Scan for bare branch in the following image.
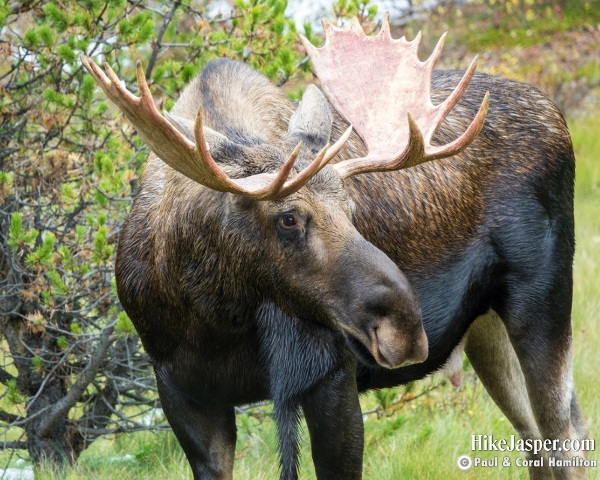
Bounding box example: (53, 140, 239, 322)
(0, 441, 28, 450)
(37, 326, 116, 438)
(77, 424, 171, 436)
(0, 367, 16, 386)
(145, 1, 182, 80)
(0, 408, 19, 424)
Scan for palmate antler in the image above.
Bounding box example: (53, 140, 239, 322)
(80, 57, 352, 200)
(301, 14, 490, 178)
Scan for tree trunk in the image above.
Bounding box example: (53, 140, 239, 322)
(1, 314, 84, 467)
(24, 382, 85, 466)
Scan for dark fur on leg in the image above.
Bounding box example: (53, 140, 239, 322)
(256, 302, 346, 479)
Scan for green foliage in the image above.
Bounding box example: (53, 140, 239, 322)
(25, 232, 56, 268)
(57, 44, 76, 63)
(56, 335, 69, 350)
(70, 322, 82, 334)
(332, 0, 378, 22)
(381, 415, 408, 437)
(115, 312, 136, 336)
(411, 423, 433, 446)
(47, 269, 68, 296)
(38, 24, 54, 47)
(0, 0, 8, 30)
(6, 379, 27, 405)
(31, 356, 43, 372)
(8, 212, 23, 251)
(24, 28, 40, 47)
(43, 3, 69, 33)
(374, 388, 396, 411)
(8, 213, 38, 252)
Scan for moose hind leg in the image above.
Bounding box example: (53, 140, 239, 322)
(465, 310, 553, 480)
(501, 279, 588, 480)
(156, 373, 236, 480)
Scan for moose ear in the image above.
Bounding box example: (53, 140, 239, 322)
(165, 111, 232, 153)
(165, 112, 197, 141)
(287, 85, 332, 151)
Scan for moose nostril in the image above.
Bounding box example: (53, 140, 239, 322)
(363, 288, 395, 318)
(365, 301, 390, 318)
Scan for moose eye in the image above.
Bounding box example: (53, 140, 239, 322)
(279, 213, 297, 229)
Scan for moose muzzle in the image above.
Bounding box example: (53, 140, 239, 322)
(333, 238, 428, 369)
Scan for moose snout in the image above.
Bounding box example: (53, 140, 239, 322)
(336, 239, 429, 369)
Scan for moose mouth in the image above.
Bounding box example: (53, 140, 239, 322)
(341, 323, 428, 370)
(342, 327, 402, 369)
(345, 334, 385, 368)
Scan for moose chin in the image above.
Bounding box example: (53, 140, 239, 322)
(83, 14, 587, 480)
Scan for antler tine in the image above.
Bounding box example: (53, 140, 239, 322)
(409, 31, 422, 54)
(191, 107, 253, 186)
(264, 125, 352, 199)
(320, 126, 353, 168)
(349, 16, 364, 34)
(379, 12, 391, 36)
(427, 91, 490, 160)
(429, 54, 479, 138)
(272, 144, 329, 199)
(229, 142, 302, 199)
(82, 56, 336, 201)
(425, 32, 447, 72)
(333, 113, 425, 178)
(262, 143, 304, 197)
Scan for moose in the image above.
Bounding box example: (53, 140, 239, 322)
(82, 15, 587, 480)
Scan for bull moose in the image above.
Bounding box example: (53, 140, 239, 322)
(82, 15, 587, 480)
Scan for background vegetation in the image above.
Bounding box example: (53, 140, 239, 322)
(1, 0, 598, 478)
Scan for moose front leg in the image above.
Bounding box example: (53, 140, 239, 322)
(256, 302, 357, 479)
(300, 363, 364, 480)
(156, 373, 236, 480)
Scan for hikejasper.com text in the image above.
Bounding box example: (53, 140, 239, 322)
(472, 435, 595, 456)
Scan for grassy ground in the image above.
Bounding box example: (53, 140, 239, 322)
(7, 113, 595, 480)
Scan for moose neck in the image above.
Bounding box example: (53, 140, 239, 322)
(116, 164, 267, 349)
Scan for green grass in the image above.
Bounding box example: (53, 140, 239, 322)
(570, 116, 600, 480)
(453, 0, 600, 50)
(5, 114, 597, 479)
